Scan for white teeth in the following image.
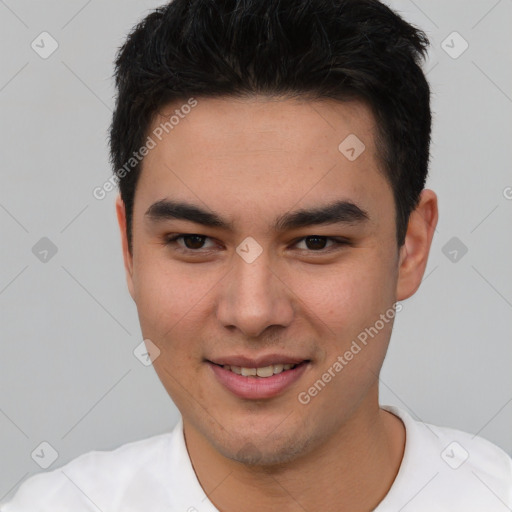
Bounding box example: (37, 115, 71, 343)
(273, 364, 284, 374)
(222, 363, 299, 377)
(256, 365, 274, 377)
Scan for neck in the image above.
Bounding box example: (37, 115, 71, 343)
(183, 389, 405, 512)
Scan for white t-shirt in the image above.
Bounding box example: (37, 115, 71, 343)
(2, 405, 511, 512)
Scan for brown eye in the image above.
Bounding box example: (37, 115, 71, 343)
(164, 234, 216, 251)
(304, 236, 328, 250)
(181, 235, 207, 249)
(294, 236, 349, 252)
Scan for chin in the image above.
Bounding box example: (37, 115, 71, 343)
(214, 428, 314, 468)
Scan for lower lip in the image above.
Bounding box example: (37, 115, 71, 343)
(208, 361, 309, 400)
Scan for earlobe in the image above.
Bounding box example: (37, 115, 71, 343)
(115, 194, 135, 300)
(396, 189, 438, 301)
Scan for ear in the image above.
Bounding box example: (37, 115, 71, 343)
(396, 189, 438, 301)
(115, 194, 135, 300)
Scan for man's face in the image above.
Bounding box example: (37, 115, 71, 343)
(119, 96, 404, 465)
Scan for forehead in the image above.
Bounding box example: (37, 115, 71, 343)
(135, 96, 393, 233)
(147, 95, 378, 161)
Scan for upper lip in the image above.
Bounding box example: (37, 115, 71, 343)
(207, 354, 309, 368)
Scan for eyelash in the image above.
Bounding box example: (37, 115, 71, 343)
(163, 234, 350, 254)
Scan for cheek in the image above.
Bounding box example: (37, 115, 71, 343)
(133, 250, 202, 327)
(293, 253, 397, 336)
(132, 256, 211, 403)
(131, 252, 222, 373)
(292, 260, 398, 411)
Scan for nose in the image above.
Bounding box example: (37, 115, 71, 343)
(216, 248, 295, 339)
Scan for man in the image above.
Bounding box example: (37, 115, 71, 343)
(2, 0, 511, 511)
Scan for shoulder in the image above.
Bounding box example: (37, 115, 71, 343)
(379, 404, 512, 511)
(0, 431, 174, 512)
(426, 417, 512, 497)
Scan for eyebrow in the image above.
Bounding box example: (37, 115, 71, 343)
(144, 198, 369, 232)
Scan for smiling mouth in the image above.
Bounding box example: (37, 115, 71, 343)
(209, 361, 308, 378)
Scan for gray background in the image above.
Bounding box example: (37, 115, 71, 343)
(1, 0, 511, 501)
